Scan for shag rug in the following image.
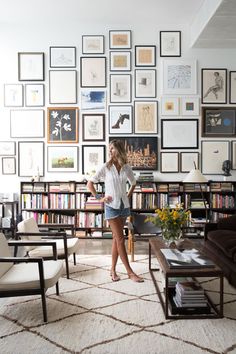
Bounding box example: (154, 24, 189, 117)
(0, 254, 236, 354)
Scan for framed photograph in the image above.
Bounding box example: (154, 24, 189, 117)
(47, 146, 78, 172)
(229, 71, 236, 104)
(82, 113, 105, 141)
(81, 90, 106, 111)
(2, 157, 16, 175)
(181, 97, 199, 116)
(201, 68, 227, 104)
(134, 101, 158, 134)
(109, 30, 131, 49)
(82, 145, 106, 175)
(163, 59, 197, 94)
(135, 69, 156, 98)
(25, 84, 44, 107)
(161, 119, 198, 149)
(18, 52, 44, 81)
(160, 31, 181, 57)
(10, 109, 44, 138)
(109, 105, 133, 134)
(231, 141, 236, 169)
(135, 46, 156, 67)
(180, 152, 199, 172)
(160, 152, 179, 173)
(49, 70, 77, 104)
(50, 46, 76, 68)
(202, 107, 236, 137)
(0, 142, 16, 156)
(110, 74, 131, 103)
(18, 141, 44, 177)
(110, 51, 131, 71)
(161, 97, 179, 116)
(109, 136, 158, 170)
(201, 140, 229, 175)
(82, 35, 104, 54)
(4, 84, 23, 107)
(80, 57, 106, 87)
(47, 107, 78, 143)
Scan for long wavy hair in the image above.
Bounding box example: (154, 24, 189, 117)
(107, 139, 128, 169)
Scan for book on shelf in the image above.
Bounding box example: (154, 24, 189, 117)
(85, 196, 104, 210)
(190, 199, 206, 208)
(176, 280, 204, 294)
(160, 248, 215, 268)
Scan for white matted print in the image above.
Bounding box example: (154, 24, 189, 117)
(47, 146, 78, 172)
(180, 152, 199, 172)
(10, 110, 44, 138)
(201, 140, 229, 175)
(161, 119, 198, 149)
(82, 114, 105, 141)
(25, 84, 44, 107)
(181, 97, 199, 116)
(161, 97, 179, 116)
(109, 105, 133, 134)
(49, 70, 77, 104)
(82, 35, 104, 54)
(18, 141, 44, 177)
(160, 31, 181, 57)
(135, 69, 156, 98)
(0, 142, 16, 156)
(160, 152, 179, 173)
(50, 46, 76, 68)
(134, 101, 158, 134)
(82, 145, 105, 175)
(2, 157, 16, 175)
(80, 57, 106, 87)
(4, 84, 23, 107)
(110, 74, 131, 103)
(18, 52, 44, 81)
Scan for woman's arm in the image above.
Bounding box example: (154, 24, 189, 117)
(86, 180, 98, 197)
(127, 184, 136, 199)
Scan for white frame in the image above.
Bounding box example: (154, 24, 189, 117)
(82, 145, 106, 175)
(110, 74, 131, 103)
(47, 146, 78, 172)
(109, 30, 131, 49)
(134, 101, 158, 134)
(181, 97, 200, 116)
(0, 142, 16, 156)
(25, 84, 44, 107)
(81, 90, 106, 111)
(160, 152, 179, 173)
(161, 119, 198, 149)
(4, 84, 23, 107)
(82, 113, 105, 141)
(109, 105, 133, 134)
(18, 141, 44, 177)
(180, 152, 199, 172)
(135, 69, 156, 98)
(232, 141, 236, 169)
(80, 57, 106, 87)
(110, 51, 131, 71)
(49, 70, 77, 104)
(2, 157, 16, 175)
(18, 52, 44, 81)
(82, 35, 104, 54)
(10, 110, 44, 138)
(161, 97, 179, 116)
(50, 46, 76, 68)
(163, 59, 197, 94)
(201, 140, 230, 175)
(160, 31, 181, 57)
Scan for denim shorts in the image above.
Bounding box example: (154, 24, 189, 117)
(105, 200, 130, 220)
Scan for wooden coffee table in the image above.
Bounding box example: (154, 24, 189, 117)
(149, 238, 224, 319)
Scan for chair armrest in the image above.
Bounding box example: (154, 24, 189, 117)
(204, 223, 217, 240)
(8, 241, 58, 260)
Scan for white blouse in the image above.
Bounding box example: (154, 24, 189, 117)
(89, 163, 136, 209)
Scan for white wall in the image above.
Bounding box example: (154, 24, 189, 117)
(1, 20, 236, 196)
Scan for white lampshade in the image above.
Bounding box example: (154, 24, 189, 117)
(183, 169, 208, 183)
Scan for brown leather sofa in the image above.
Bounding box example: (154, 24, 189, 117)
(203, 214, 236, 288)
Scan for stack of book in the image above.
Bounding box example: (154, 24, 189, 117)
(138, 172, 154, 181)
(85, 196, 103, 210)
(173, 280, 209, 310)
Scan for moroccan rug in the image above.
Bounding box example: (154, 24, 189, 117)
(0, 254, 236, 354)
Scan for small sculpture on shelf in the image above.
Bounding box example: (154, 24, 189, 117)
(222, 160, 232, 177)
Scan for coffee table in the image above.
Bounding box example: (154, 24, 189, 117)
(149, 238, 224, 319)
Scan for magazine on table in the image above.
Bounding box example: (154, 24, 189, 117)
(160, 248, 215, 268)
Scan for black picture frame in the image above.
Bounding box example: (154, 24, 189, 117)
(160, 152, 179, 173)
(109, 51, 131, 71)
(135, 46, 156, 67)
(201, 106, 236, 137)
(135, 69, 156, 98)
(160, 31, 181, 57)
(201, 68, 227, 104)
(82, 145, 106, 175)
(80, 56, 106, 87)
(110, 73, 132, 103)
(161, 119, 198, 149)
(109, 30, 132, 49)
(109, 136, 158, 170)
(82, 113, 105, 142)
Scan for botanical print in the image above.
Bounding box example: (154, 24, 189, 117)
(47, 146, 78, 172)
(48, 108, 78, 143)
(109, 106, 132, 134)
(81, 90, 106, 111)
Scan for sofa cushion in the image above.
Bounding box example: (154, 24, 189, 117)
(207, 229, 236, 262)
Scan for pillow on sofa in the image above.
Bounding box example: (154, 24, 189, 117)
(207, 229, 236, 262)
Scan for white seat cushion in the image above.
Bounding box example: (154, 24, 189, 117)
(0, 260, 63, 290)
(0, 233, 13, 278)
(17, 217, 41, 251)
(28, 238, 79, 257)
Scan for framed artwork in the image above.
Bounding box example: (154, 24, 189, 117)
(135, 46, 156, 67)
(181, 97, 199, 116)
(25, 84, 44, 107)
(161, 97, 179, 116)
(161, 119, 198, 149)
(109, 30, 131, 49)
(109, 136, 158, 170)
(163, 59, 197, 94)
(47, 107, 78, 143)
(160, 152, 179, 173)
(201, 140, 229, 175)
(82, 113, 105, 141)
(82, 35, 104, 54)
(229, 71, 236, 104)
(18, 141, 44, 177)
(4, 84, 23, 107)
(201, 68, 227, 104)
(18, 52, 44, 81)
(110, 51, 131, 71)
(50, 47, 76, 68)
(109, 105, 133, 134)
(231, 141, 236, 169)
(47, 146, 78, 172)
(134, 101, 158, 134)
(202, 107, 236, 137)
(180, 152, 199, 172)
(10, 109, 44, 138)
(81, 90, 106, 111)
(110, 74, 131, 103)
(2, 157, 16, 175)
(49, 70, 77, 104)
(80, 57, 106, 87)
(135, 69, 156, 98)
(0, 142, 16, 156)
(160, 31, 181, 57)
(82, 145, 106, 175)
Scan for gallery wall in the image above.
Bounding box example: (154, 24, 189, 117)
(1, 19, 236, 195)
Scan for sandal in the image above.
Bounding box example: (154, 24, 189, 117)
(110, 271, 120, 282)
(128, 273, 144, 283)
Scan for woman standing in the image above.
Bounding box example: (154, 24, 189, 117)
(87, 139, 144, 282)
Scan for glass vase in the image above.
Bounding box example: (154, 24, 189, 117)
(162, 227, 182, 247)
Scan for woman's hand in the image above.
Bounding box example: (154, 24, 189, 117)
(102, 195, 113, 203)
